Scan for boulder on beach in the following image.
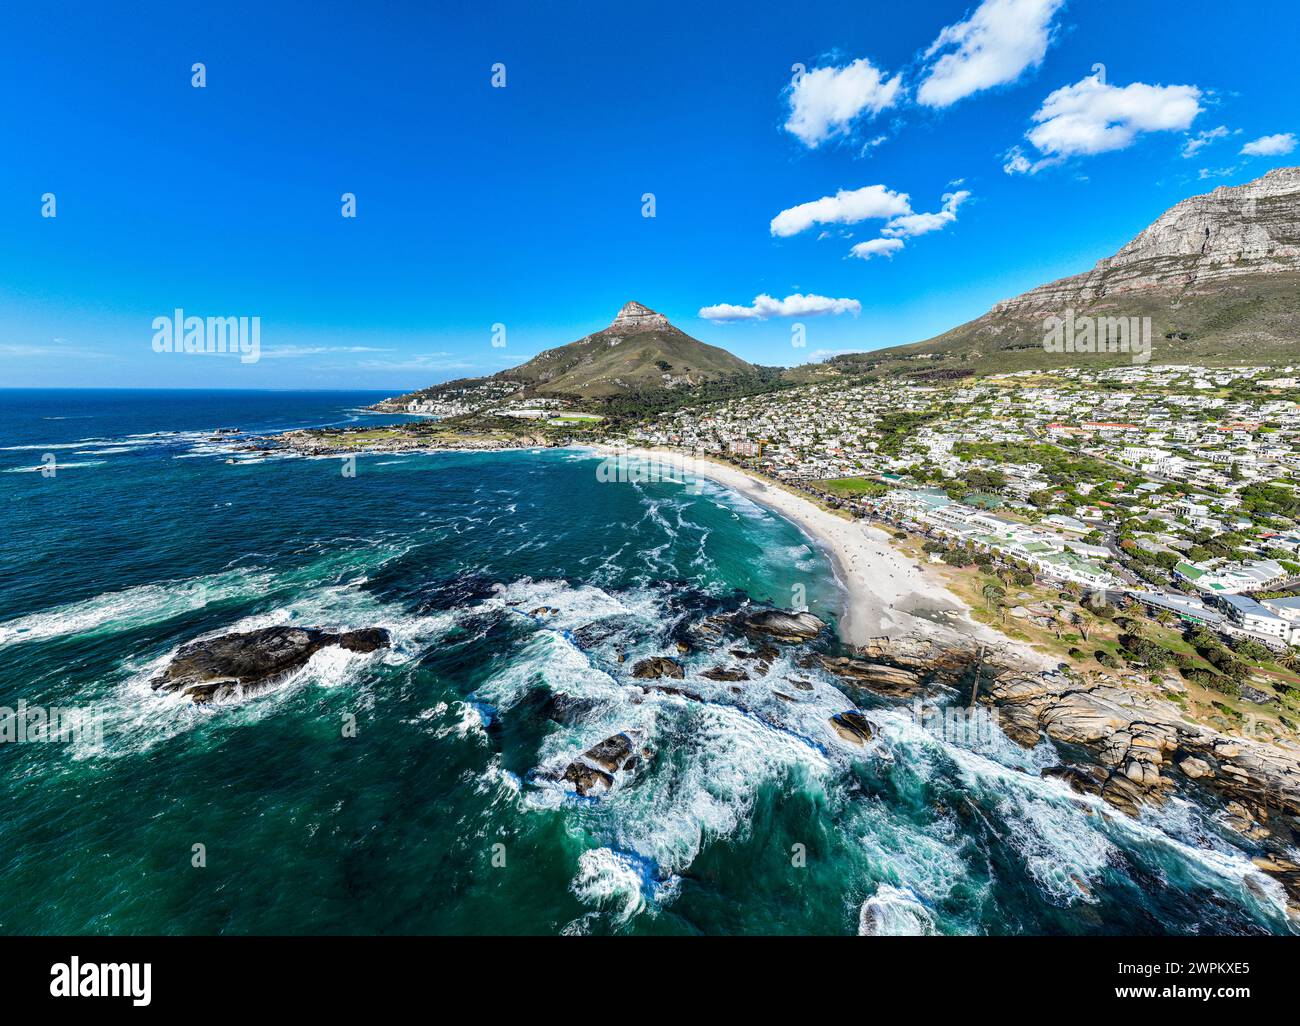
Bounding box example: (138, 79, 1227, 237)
(150, 625, 391, 704)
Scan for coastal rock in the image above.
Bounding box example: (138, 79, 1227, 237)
(584, 733, 637, 773)
(559, 732, 645, 797)
(735, 609, 826, 643)
(150, 625, 391, 704)
(816, 655, 922, 696)
(856, 636, 967, 675)
(642, 684, 703, 701)
(830, 711, 875, 746)
(702, 666, 749, 682)
(562, 762, 614, 796)
(1251, 855, 1300, 915)
(631, 656, 685, 680)
(984, 666, 1300, 831)
(1041, 764, 1105, 797)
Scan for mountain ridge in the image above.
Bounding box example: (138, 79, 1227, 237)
(831, 166, 1300, 377)
(385, 167, 1300, 412)
(498, 300, 757, 398)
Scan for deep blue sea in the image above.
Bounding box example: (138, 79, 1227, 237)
(0, 389, 1293, 935)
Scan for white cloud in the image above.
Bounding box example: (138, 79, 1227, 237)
(1241, 132, 1296, 156)
(1181, 125, 1229, 158)
(784, 59, 903, 148)
(699, 293, 862, 322)
(1198, 166, 1239, 180)
(1017, 76, 1202, 163)
(355, 352, 474, 371)
(770, 184, 911, 238)
(918, 0, 1064, 108)
(849, 238, 906, 260)
(259, 345, 393, 359)
(882, 189, 971, 237)
(0, 342, 104, 358)
(1002, 146, 1033, 175)
(809, 348, 868, 362)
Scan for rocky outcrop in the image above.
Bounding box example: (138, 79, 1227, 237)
(860, 166, 1300, 374)
(150, 626, 390, 704)
(631, 656, 684, 680)
(830, 711, 875, 746)
(559, 732, 646, 797)
(985, 667, 1300, 845)
(815, 655, 923, 697)
(735, 609, 826, 643)
(609, 300, 671, 333)
(701, 666, 749, 682)
(995, 167, 1300, 311)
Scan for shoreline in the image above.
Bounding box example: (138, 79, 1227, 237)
(587, 444, 1048, 665)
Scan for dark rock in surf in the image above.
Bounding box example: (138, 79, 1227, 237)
(632, 656, 685, 680)
(642, 684, 703, 701)
(562, 762, 614, 796)
(735, 609, 826, 643)
(702, 666, 749, 682)
(830, 711, 875, 746)
(817, 655, 922, 696)
(585, 733, 636, 773)
(150, 625, 391, 704)
(559, 732, 645, 797)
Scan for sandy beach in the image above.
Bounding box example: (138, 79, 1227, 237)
(589, 444, 1036, 659)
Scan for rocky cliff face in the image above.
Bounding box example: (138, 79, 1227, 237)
(609, 300, 671, 332)
(996, 167, 1300, 312)
(836, 166, 1300, 375)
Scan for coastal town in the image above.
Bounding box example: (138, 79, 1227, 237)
(611, 364, 1300, 687)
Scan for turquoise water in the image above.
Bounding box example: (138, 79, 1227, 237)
(0, 390, 1293, 935)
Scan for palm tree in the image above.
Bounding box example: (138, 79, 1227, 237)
(982, 583, 1006, 611)
(1281, 648, 1300, 675)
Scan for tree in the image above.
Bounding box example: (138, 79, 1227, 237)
(982, 583, 1006, 611)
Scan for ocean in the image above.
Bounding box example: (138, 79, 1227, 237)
(0, 389, 1292, 935)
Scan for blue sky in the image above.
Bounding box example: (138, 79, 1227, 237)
(2, 0, 1297, 390)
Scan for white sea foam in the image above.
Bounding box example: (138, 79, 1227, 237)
(858, 884, 937, 935)
(570, 848, 648, 924)
(4, 460, 105, 472)
(0, 568, 272, 647)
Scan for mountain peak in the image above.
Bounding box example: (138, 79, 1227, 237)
(987, 165, 1300, 315)
(610, 301, 670, 332)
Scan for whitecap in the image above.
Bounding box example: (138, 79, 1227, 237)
(858, 884, 937, 935)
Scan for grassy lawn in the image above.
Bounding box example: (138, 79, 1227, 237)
(820, 476, 889, 499)
(330, 429, 408, 447)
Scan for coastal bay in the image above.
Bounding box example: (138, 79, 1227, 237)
(1, 390, 1296, 935)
